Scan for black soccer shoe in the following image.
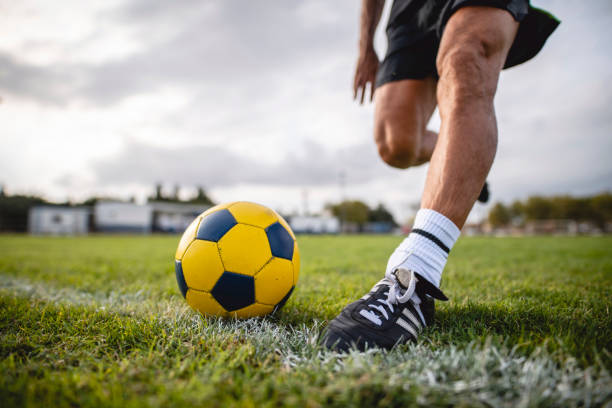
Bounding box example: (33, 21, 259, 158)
(477, 182, 490, 203)
(322, 268, 448, 352)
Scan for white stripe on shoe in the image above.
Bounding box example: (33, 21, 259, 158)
(396, 317, 418, 339)
(402, 308, 422, 331)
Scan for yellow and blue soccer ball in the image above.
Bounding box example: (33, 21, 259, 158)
(174, 201, 299, 318)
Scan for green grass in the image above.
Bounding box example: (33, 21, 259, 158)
(0, 235, 611, 407)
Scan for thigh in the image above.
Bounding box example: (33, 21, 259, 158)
(438, 6, 519, 73)
(374, 77, 438, 137)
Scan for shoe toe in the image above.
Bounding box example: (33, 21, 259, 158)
(321, 321, 353, 352)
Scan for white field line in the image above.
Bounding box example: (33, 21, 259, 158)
(0, 274, 196, 315)
(1, 275, 611, 407)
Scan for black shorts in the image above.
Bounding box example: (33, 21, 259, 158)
(376, 0, 560, 87)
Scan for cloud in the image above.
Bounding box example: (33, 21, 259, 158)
(0, 54, 85, 105)
(0, 1, 358, 106)
(88, 138, 401, 189)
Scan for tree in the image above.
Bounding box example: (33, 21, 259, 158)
(524, 196, 554, 220)
(368, 203, 397, 226)
(589, 193, 612, 228)
(509, 200, 525, 225)
(189, 187, 215, 205)
(0, 194, 46, 232)
(488, 202, 511, 227)
(486, 193, 612, 228)
(327, 200, 370, 228)
(155, 183, 164, 200)
(509, 200, 524, 217)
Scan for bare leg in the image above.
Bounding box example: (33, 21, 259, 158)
(374, 77, 438, 169)
(421, 7, 519, 227)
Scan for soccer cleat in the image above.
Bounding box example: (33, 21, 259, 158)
(322, 268, 448, 352)
(477, 182, 490, 203)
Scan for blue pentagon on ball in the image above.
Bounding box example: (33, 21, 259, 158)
(196, 209, 237, 242)
(266, 222, 294, 260)
(174, 260, 188, 298)
(211, 271, 255, 311)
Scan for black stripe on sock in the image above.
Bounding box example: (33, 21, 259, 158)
(411, 228, 450, 254)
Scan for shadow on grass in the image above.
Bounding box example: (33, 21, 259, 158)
(432, 301, 611, 367)
(273, 293, 610, 369)
(269, 304, 327, 327)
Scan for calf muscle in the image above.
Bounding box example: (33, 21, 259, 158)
(421, 7, 518, 227)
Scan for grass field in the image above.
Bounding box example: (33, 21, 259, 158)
(0, 234, 611, 407)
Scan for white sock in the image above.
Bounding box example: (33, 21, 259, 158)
(386, 208, 460, 287)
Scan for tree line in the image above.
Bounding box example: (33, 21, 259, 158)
(326, 200, 397, 230)
(488, 193, 612, 228)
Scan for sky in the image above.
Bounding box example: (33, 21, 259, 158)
(1, 0, 611, 223)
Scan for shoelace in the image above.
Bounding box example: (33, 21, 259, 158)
(358, 269, 421, 326)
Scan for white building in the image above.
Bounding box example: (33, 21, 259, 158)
(93, 201, 210, 233)
(289, 215, 340, 234)
(28, 206, 90, 235)
(94, 202, 153, 233)
(28, 201, 211, 235)
(149, 201, 210, 233)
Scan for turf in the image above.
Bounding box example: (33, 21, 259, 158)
(0, 235, 610, 407)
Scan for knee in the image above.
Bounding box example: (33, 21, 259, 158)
(374, 112, 421, 169)
(436, 37, 501, 107)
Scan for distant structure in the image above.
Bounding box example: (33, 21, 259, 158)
(363, 221, 396, 234)
(29, 201, 211, 235)
(149, 201, 210, 233)
(480, 219, 609, 236)
(94, 202, 153, 233)
(28, 206, 90, 235)
(289, 215, 340, 234)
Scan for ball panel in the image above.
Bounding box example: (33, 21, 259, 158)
(254, 257, 294, 305)
(182, 240, 225, 292)
(228, 202, 278, 229)
(218, 224, 271, 276)
(186, 289, 228, 317)
(175, 260, 188, 298)
(175, 216, 200, 260)
(199, 202, 235, 218)
(231, 303, 274, 318)
(275, 213, 296, 240)
(292, 242, 300, 284)
(196, 209, 237, 242)
(273, 286, 295, 314)
(211, 271, 255, 312)
(265, 222, 294, 260)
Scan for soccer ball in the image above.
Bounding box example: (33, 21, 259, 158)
(174, 201, 299, 318)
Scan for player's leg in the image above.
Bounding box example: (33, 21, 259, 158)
(386, 7, 519, 293)
(373, 75, 490, 202)
(373, 77, 437, 169)
(386, 7, 519, 288)
(423, 7, 519, 227)
(323, 6, 519, 352)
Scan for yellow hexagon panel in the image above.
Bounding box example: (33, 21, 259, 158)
(292, 242, 300, 284)
(175, 216, 201, 260)
(218, 224, 271, 276)
(181, 240, 225, 292)
(255, 257, 294, 305)
(186, 289, 228, 317)
(276, 213, 296, 240)
(230, 302, 274, 318)
(198, 202, 236, 219)
(228, 202, 279, 229)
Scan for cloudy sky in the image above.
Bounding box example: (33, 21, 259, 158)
(1, 0, 611, 222)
